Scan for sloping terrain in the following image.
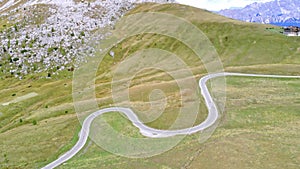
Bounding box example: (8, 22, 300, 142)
(0, 0, 173, 78)
(0, 3, 299, 169)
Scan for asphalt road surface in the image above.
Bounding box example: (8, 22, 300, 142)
(42, 72, 300, 169)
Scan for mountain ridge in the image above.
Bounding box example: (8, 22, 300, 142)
(218, 0, 300, 25)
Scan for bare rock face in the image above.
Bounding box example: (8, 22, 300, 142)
(0, 0, 174, 78)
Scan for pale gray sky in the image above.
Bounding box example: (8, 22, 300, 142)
(176, 0, 274, 11)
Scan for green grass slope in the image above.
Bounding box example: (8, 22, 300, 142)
(128, 3, 300, 70)
(0, 3, 299, 168)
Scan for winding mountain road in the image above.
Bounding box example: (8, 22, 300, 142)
(42, 72, 300, 169)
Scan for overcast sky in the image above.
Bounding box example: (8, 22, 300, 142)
(176, 0, 274, 11)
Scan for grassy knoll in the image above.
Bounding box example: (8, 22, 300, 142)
(0, 3, 299, 168)
(128, 3, 300, 68)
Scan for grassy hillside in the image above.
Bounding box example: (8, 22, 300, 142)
(128, 3, 300, 70)
(0, 3, 299, 168)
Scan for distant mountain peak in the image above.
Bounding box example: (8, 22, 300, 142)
(218, 0, 300, 25)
